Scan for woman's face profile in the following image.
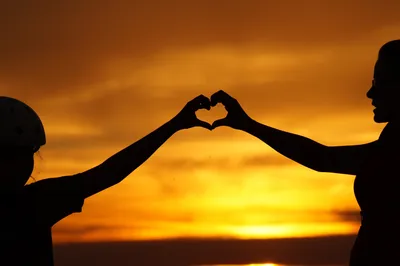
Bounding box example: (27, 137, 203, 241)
(367, 60, 400, 123)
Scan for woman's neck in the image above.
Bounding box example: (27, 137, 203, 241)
(379, 121, 400, 146)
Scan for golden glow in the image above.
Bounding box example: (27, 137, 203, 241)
(3, 2, 398, 244)
(209, 263, 280, 266)
(250, 264, 279, 266)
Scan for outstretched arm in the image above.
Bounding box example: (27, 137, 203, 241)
(72, 94, 212, 199)
(210, 90, 378, 175)
(243, 119, 377, 174)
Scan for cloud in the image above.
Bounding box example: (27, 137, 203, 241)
(53, 235, 357, 265)
(334, 210, 361, 223)
(147, 154, 293, 172)
(1, 2, 392, 244)
(1, 0, 400, 97)
(2, 3, 395, 153)
(20, 44, 380, 148)
(53, 224, 122, 236)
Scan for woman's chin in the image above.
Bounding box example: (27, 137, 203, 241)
(373, 109, 390, 123)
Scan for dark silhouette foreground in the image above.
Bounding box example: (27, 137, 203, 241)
(0, 95, 212, 266)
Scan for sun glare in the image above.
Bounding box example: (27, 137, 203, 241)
(249, 264, 279, 266)
(208, 263, 281, 266)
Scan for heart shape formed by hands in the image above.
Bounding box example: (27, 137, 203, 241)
(195, 103, 227, 127)
(174, 90, 249, 131)
(195, 90, 250, 130)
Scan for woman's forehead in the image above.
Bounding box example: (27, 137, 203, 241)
(374, 60, 400, 81)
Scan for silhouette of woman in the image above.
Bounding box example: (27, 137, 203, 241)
(209, 40, 400, 265)
(0, 95, 212, 266)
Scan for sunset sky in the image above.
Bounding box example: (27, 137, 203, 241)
(1, 1, 400, 245)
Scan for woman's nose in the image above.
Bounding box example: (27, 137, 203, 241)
(367, 86, 375, 99)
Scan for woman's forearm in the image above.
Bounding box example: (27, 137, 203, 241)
(242, 118, 326, 171)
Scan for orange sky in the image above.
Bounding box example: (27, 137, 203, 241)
(1, 1, 399, 243)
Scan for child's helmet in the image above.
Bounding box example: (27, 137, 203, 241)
(0, 96, 46, 151)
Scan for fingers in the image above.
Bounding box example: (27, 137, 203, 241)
(188, 94, 211, 111)
(210, 90, 236, 107)
(211, 118, 229, 130)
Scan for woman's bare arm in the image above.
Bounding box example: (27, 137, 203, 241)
(320, 141, 378, 175)
(210, 90, 377, 175)
(244, 119, 377, 174)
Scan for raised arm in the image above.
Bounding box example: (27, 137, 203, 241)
(210, 90, 378, 175)
(70, 94, 212, 199)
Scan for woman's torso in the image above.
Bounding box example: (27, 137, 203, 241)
(351, 135, 400, 264)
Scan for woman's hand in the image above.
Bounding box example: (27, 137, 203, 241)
(210, 90, 253, 131)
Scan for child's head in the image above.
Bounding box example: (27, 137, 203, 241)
(0, 96, 46, 190)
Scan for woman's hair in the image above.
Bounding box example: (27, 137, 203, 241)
(378, 40, 400, 68)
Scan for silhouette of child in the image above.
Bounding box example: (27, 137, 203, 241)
(0, 95, 212, 266)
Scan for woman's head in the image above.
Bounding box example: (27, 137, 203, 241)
(0, 97, 46, 190)
(367, 39, 400, 123)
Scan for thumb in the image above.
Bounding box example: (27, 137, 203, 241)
(193, 118, 212, 130)
(211, 118, 230, 130)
